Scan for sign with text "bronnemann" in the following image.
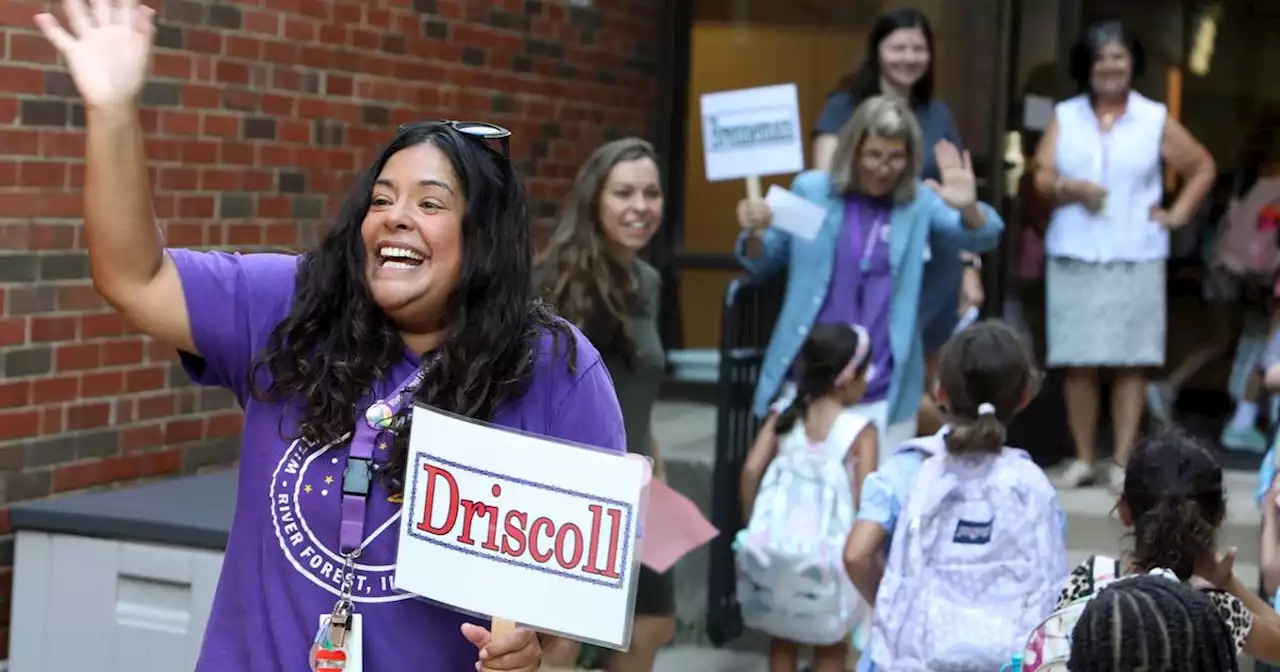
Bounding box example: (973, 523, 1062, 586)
(394, 406, 648, 650)
(700, 83, 804, 183)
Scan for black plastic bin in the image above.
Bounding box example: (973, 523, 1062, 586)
(705, 275, 785, 646)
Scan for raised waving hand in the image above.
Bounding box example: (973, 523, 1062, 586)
(33, 0, 197, 357)
(35, 0, 156, 111)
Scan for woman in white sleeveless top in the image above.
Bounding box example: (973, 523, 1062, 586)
(1032, 21, 1216, 488)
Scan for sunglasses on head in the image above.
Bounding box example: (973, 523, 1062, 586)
(398, 120, 512, 159)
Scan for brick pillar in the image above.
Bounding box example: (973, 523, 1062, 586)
(0, 0, 660, 656)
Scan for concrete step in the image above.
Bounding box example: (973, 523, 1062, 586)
(655, 646, 769, 671)
(1054, 468, 1264, 580)
(666, 349, 719, 383)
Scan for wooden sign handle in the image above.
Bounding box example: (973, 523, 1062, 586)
(746, 175, 761, 201)
(490, 617, 518, 638)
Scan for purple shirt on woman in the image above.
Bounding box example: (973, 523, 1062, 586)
(814, 194, 895, 402)
(169, 249, 627, 672)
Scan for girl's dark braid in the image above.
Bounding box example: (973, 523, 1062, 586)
(1068, 574, 1237, 672)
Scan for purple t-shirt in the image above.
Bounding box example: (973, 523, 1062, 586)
(168, 249, 627, 672)
(814, 194, 894, 402)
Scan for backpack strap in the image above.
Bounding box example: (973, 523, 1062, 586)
(893, 429, 947, 459)
(1088, 555, 1121, 593)
(824, 412, 871, 462)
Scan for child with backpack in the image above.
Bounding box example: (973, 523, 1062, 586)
(1067, 574, 1239, 671)
(737, 323, 880, 672)
(844, 319, 1067, 671)
(1024, 429, 1280, 669)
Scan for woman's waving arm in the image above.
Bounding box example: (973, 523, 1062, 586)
(37, 5, 199, 355)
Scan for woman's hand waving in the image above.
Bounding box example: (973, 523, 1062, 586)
(925, 140, 978, 210)
(34, 0, 156, 112)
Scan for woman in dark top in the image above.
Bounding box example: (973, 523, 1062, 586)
(813, 7, 982, 436)
(536, 138, 673, 672)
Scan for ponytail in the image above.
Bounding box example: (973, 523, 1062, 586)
(774, 323, 871, 435)
(774, 392, 808, 434)
(943, 402, 1007, 455)
(935, 321, 1036, 456)
(1132, 495, 1216, 581)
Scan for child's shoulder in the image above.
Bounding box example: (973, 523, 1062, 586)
(873, 448, 930, 490)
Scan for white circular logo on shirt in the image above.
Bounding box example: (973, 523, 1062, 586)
(269, 438, 412, 603)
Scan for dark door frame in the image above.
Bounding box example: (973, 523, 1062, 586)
(651, 0, 697, 352)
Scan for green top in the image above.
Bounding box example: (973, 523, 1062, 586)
(604, 259, 666, 458)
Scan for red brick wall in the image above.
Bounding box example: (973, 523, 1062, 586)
(0, 0, 659, 655)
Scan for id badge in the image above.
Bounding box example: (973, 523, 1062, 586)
(312, 613, 363, 672)
(922, 244, 932, 262)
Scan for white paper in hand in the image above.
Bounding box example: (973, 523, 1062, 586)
(765, 185, 827, 241)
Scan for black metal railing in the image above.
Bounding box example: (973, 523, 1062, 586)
(705, 275, 785, 646)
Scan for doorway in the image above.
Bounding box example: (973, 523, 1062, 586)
(1000, 0, 1280, 469)
(661, 0, 1015, 357)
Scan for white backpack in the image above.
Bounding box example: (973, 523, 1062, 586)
(735, 413, 870, 645)
(868, 434, 1067, 671)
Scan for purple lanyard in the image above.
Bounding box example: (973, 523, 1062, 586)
(857, 214, 885, 273)
(338, 355, 439, 555)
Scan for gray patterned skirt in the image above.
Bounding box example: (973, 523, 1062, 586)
(1046, 257, 1166, 368)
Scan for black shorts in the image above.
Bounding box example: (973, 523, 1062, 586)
(633, 565, 676, 616)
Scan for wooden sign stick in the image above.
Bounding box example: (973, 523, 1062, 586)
(490, 616, 518, 639)
(746, 174, 762, 201)
(474, 617, 519, 671)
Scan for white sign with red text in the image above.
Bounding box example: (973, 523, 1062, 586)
(393, 405, 648, 649)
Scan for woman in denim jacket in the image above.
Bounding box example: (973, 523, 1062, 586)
(735, 95, 1004, 458)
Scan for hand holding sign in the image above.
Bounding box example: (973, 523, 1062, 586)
(463, 620, 541, 671)
(737, 198, 772, 234)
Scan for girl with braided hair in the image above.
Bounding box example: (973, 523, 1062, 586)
(1068, 574, 1237, 671)
(1051, 430, 1280, 665)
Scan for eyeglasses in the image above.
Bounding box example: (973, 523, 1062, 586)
(399, 120, 512, 158)
(859, 150, 908, 172)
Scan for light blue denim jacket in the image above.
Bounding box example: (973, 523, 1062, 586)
(736, 170, 1004, 422)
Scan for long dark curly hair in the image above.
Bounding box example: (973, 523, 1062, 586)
(248, 123, 576, 490)
(1122, 429, 1226, 581)
(536, 137, 659, 370)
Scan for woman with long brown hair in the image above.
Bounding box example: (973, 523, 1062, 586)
(536, 138, 674, 671)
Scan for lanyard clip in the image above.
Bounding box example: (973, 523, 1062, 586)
(326, 608, 350, 649)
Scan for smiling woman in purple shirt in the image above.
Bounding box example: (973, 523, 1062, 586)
(34, 3, 626, 672)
